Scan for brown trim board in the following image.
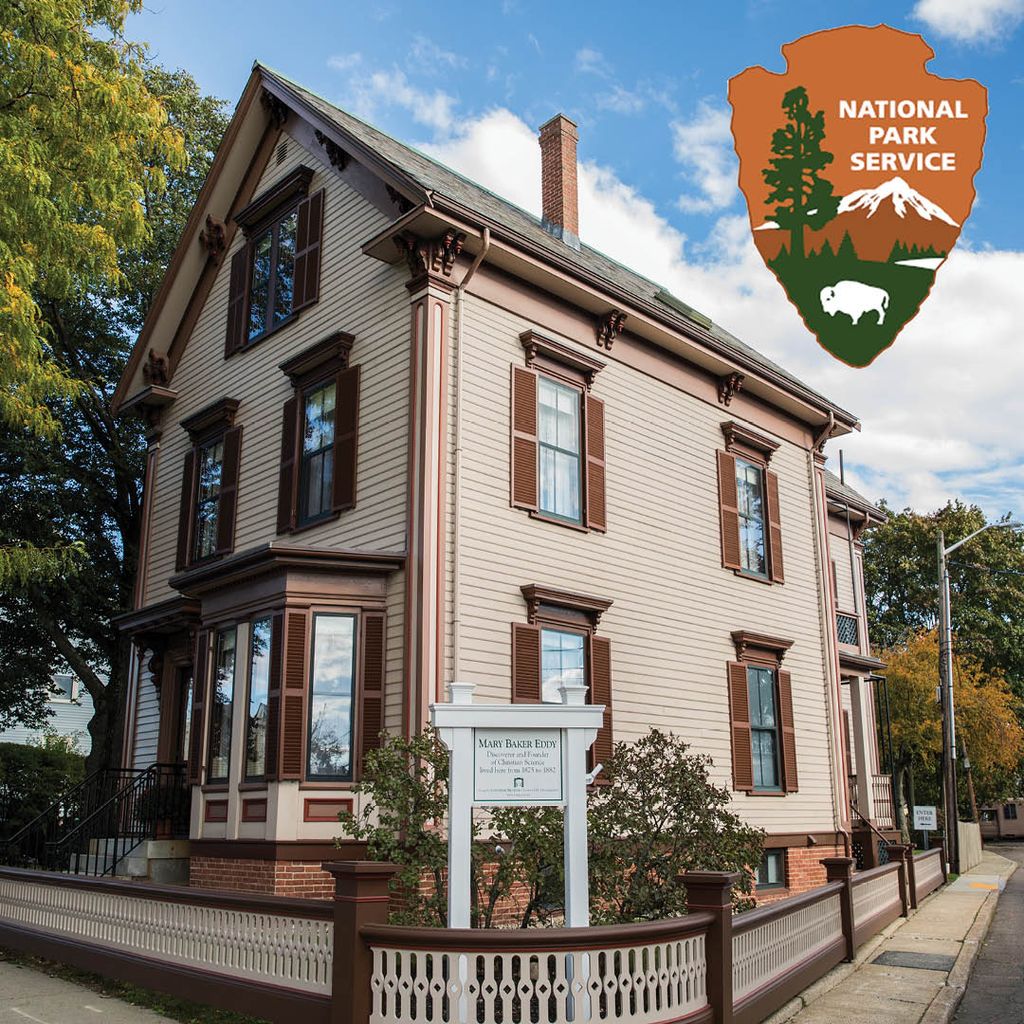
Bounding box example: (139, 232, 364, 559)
(189, 839, 366, 861)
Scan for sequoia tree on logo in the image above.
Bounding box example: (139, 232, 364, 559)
(729, 26, 987, 367)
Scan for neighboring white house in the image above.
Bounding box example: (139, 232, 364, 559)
(0, 674, 94, 755)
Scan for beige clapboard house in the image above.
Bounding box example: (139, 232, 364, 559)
(113, 64, 894, 900)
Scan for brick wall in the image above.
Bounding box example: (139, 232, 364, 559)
(754, 844, 846, 904)
(190, 857, 335, 899)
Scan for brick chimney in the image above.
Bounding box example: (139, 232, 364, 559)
(538, 114, 580, 250)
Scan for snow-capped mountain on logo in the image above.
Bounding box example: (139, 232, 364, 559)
(837, 176, 959, 226)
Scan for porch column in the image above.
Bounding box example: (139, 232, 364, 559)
(397, 230, 465, 736)
(849, 673, 876, 823)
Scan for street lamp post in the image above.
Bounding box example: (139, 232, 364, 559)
(937, 521, 1022, 874)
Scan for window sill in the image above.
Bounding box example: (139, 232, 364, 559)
(229, 311, 301, 359)
(281, 510, 341, 538)
(238, 781, 269, 792)
(732, 568, 776, 586)
(299, 780, 357, 791)
(201, 783, 229, 794)
(747, 789, 787, 797)
(528, 510, 590, 533)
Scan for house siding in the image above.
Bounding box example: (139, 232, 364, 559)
(451, 290, 838, 834)
(141, 129, 409, 607)
(132, 652, 161, 768)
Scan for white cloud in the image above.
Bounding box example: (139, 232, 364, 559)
(575, 47, 606, 76)
(414, 107, 1024, 516)
(339, 67, 458, 135)
(671, 100, 738, 213)
(327, 53, 362, 72)
(597, 85, 646, 115)
(912, 0, 1024, 43)
(410, 36, 467, 72)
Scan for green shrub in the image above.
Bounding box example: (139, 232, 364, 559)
(0, 741, 85, 839)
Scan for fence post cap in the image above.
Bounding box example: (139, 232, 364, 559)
(323, 860, 401, 879)
(682, 870, 740, 910)
(821, 856, 855, 879)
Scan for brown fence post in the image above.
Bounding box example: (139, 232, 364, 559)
(904, 845, 918, 909)
(684, 870, 738, 1024)
(933, 836, 949, 882)
(325, 860, 399, 1024)
(822, 857, 856, 962)
(887, 845, 911, 916)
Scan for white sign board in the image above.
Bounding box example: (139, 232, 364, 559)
(473, 729, 563, 804)
(914, 805, 938, 830)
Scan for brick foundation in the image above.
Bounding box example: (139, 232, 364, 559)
(754, 844, 846, 904)
(189, 856, 335, 899)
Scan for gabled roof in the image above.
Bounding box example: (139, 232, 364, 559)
(261, 65, 858, 429)
(114, 63, 860, 434)
(824, 469, 886, 522)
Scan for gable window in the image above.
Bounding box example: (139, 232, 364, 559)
(193, 438, 224, 561)
(511, 331, 607, 532)
(300, 381, 337, 525)
(226, 165, 324, 357)
(245, 616, 273, 780)
(727, 631, 798, 794)
(513, 585, 614, 777)
(247, 209, 298, 341)
(277, 334, 360, 534)
(51, 674, 76, 702)
(175, 399, 242, 572)
(307, 614, 357, 781)
(206, 628, 237, 784)
(717, 422, 784, 583)
(538, 376, 582, 524)
(748, 665, 781, 790)
(736, 458, 767, 577)
(1005, 804, 1019, 820)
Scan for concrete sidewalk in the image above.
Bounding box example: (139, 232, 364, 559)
(770, 849, 1019, 1024)
(0, 960, 177, 1024)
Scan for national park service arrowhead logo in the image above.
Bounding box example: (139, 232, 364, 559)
(729, 26, 987, 367)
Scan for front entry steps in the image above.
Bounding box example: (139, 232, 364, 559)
(71, 838, 189, 884)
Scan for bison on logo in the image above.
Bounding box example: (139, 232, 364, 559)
(729, 26, 986, 367)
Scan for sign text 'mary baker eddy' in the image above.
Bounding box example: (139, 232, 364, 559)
(729, 25, 986, 367)
(430, 681, 604, 928)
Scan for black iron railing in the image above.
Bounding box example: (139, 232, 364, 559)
(1, 764, 189, 876)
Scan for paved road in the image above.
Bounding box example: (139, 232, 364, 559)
(0, 961, 176, 1024)
(955, 842, 1024, 1024)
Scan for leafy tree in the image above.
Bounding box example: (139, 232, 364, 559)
(762, 86, 841, 261)
(883, 630, 1023, 829)
(340, 728, 764, 927)
(0, 740, 86, 840)
(0, 65, 227, 769)
(588, 730, 764, 922)
(864, 501, 1024, 692)
(0, 0, 184, 442)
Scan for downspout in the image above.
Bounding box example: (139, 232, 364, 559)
(451, 228, 490, 683)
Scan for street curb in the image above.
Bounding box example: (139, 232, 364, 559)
(918, 859, 1018, 1024)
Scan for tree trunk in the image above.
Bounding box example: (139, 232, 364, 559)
(789, 223, 804, 260)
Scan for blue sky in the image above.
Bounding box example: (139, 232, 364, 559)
(129, 0, 1024, 517)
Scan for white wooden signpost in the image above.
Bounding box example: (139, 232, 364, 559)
(430, 679, 604, 929)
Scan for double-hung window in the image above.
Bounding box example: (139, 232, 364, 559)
(307, 614, 357, 781)
(193, 438, 224, 562)
(300, 380, 337, 525)
(245, 617, 272, 780)
(538, 377, 582, 524)
(206, 628, 236, 783)
(736, 458, 767, 577)
(247, 210, 299, 342)
(757, 849, 785, 889)
(748, 665, 781, 791)
(540, 628, 586, 703)
(510, 332, 607, 532)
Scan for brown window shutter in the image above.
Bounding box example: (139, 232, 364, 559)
(358, 611, 386, 776)
(717, 451, 742, 570)
(293, 189, 324, 311)
(332, 365, 360, 512)
(590, 635, 614, 777)
(276, 397, 299, 534)
(225, 246, 249, 357)
(727, 661, 754, 791)
(175, 449, 196, 571)
(510, 366, 539, 511)
(280, 610, 309, 780)
(263, 612, 283, 782)
(215, 426, 243, 555)
(511, 622, 541, 703)
(584, 394, 607, 532)
(765, 470, 785, 583)
(188, 630, 210, 784)
(778, 669, 798, 792)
